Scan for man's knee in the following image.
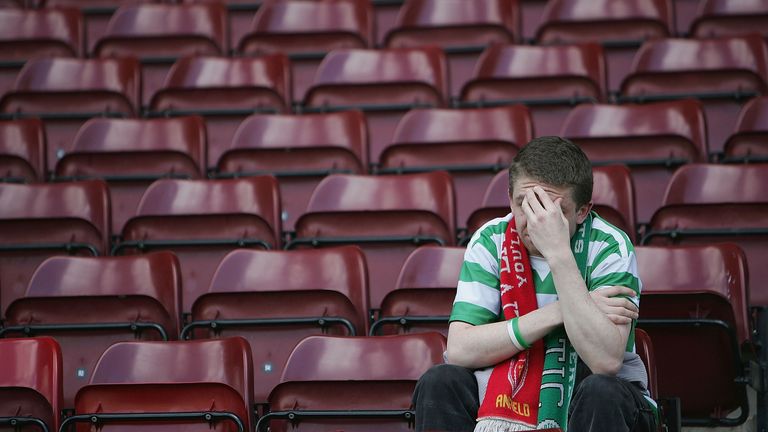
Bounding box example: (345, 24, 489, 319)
(574, 374, 625, 401)
(416, 364, 476, 394)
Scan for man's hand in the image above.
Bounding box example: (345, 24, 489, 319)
(590, 286, 639, 325)
(522, 186, 571, 259)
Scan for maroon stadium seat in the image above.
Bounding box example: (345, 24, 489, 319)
(0, 118, 46, 183)
(259, 333, 446, 432)
(0, 337, 62, 432)
(690, 0, 768, 40)
(184, 246, 369, 403)
(381, 105, 532, 227)
(216, 110, 368, 232)
(94, 2, 227, 108)
(0, 57, 140, 174)
(723, 95, 768, 162)
(55, 116, 206, 234)
(2, 252, 181, 407)
(561, 99, 707, 224)
(114, 177, 281, 314)
(239, 0, 372, 103)
(460, 43, 607, 137)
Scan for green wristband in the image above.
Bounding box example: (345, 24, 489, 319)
(511, 317, 531, 350)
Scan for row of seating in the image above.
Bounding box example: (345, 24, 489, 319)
(0, 240, 756, 427)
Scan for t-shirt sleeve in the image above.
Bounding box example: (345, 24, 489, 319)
(588, 238, 641, 308)
(449, 229, 502, 326)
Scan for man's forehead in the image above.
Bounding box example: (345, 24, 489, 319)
(511, 177, 572, 199)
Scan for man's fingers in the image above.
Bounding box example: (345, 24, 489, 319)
(525, 189, 545, 213)
(599, 286, 637, 298)
(608, 314, 633, 325)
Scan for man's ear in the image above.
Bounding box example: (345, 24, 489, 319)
(576, 201, 593, 224)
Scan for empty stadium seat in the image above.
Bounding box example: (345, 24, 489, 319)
(149, 55, 291, 170)
(184, 246, 369, 403)
(0, 180, 109, 318)
(690, 0, 768, 40)
(303, 47, 448, 165)
(55, 116, 206, 234)
(0, 118, 46, 183)
(380, 105, 532, 227)
(460, 43, 607, 137)
(372, 246, 463, 336)
(561, 99, 707, 224)
(620, 34, 768, 157)
(66, 337, 254, 432)
(258, 333, 447, 432)
(0, 337, 62, 432)
(1, 252, 181, 408)
(0, 57, 140, 174)
(94, 2, 227, 108)
(114, 177, 282, 314)
(636, 243, 751, 426)
(384, 0, 520, 98)
(0, 7, 82, 98)
(723, 95, 768, 162)
(465, 164, 637, 243)
(239, 0, 372, 103)
(289, 172, 456, 315)
(216, 110, 368, 232)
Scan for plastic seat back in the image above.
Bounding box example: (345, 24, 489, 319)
(724, 95, 768, 162)
(385, 0, 520, 97)
(304, 47, 448, 163)
(381, 105, 532, 225)
(217, 110, 368, 231)
(95, 3, 227, 107)
(562, 100, 706, 223)
(239, 0, 372, 103)
(292, 172, 455, 312)
(187, 246, 369, 402)
(3, 252, 181, 407)
(690, 0, 768, 40)
(0, 118, 46, 183)
(633, 328, 658, 401)
(0, 180, 109, 317)
(636, 243, 750, 426)
(56, 116, 206, 233)
(0, 57, 140, 174)
(150, 55, 291, 169)
(374, 246, 464, 336)
(621, 35, 768, 155)
(461, 43, 606, 136)
(72, 337, 254, 432)
(0, 337, 62, 432)
(263, 333, 447, 432)
(118, 177, 281, 314)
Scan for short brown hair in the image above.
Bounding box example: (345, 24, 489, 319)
(508, 136, 593, 208)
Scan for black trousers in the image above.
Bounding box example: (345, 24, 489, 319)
(412, 364, 657, 432)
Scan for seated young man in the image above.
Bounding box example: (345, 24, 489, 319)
(413, 136, 656, 432)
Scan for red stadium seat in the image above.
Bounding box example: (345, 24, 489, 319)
(372, 246, 464, 336)
(0, 118, 46, 183)
(94, 2, 227, 108)
(67, 337, 254, 432)
(723, 96, 768, 162)
(536, 0, 672, 93)
(2, 252, 181, 407)
(0, 57, 140, 174)
(0, 7, 82, 98)
(0, 180, 109, 318)
(561, 99, 707, 224)
(465, 165, 637, 243)
(384, 0, 520, 98)
(55, 116, 206, 234)
(0, 337, 63, 432)
(381, 105, 531, 227)
(460, 43, 606, 137)
(114, 177, 282, 314)
(150, 55, 291, 170)
(216, 110, 368, 232)
(620, 34, 768, 157)
(239, 0, 372, 103)
(259, 333, 446, 432)
(303, 47, 448, 165)
(636, 243, 751, 426)
(184, 246, 369, 403)
(690, 0, 768, 40)
(289, 172, 456, 315)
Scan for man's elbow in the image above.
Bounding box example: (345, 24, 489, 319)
(445, 344, 473, 368)
(587, 356, 623, 376)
